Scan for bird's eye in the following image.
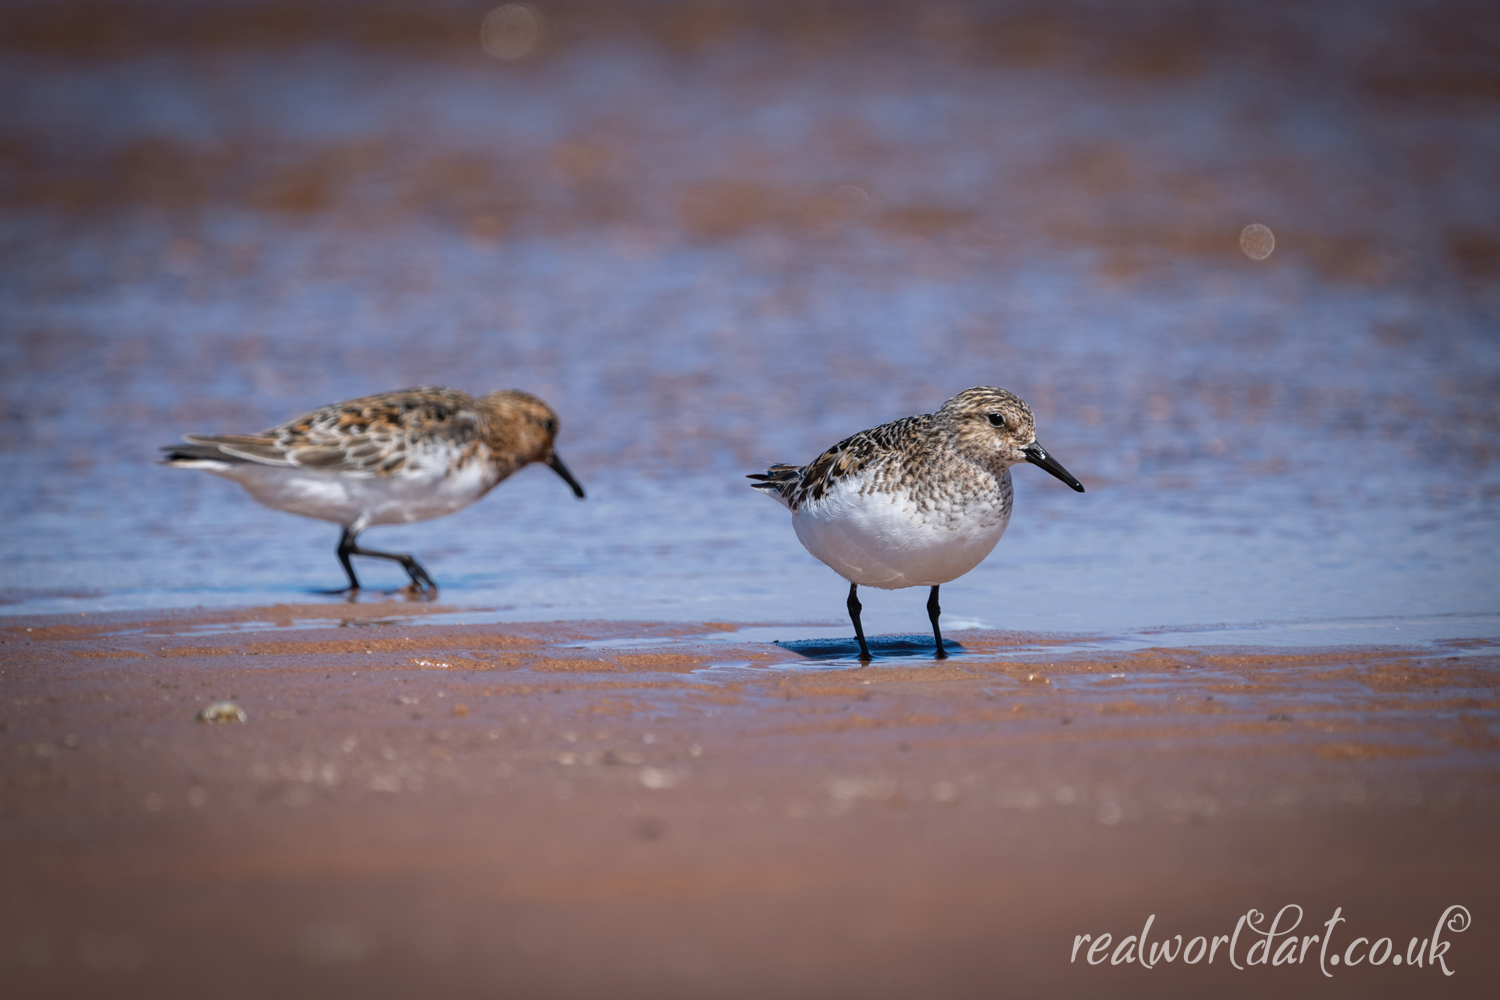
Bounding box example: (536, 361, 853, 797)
(987, 413, 1006, 428)
(544, 418, 557, 434)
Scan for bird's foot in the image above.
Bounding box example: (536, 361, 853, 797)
(394, 558, 437, 599)
(400, 581, 439, 601)
(314, 585, 361, 599)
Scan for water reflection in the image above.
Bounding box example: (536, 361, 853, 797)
(775, 635, 966, 663)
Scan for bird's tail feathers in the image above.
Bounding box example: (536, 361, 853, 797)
(746, 464, 803, 509)
(159, 442, 243, 469)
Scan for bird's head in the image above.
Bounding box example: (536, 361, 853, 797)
(479, 390, 586, 497)
(939, 386, 1084, 492)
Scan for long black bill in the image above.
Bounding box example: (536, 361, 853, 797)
(547, 453, 586, 498)
(1023, 441, 1085, 493)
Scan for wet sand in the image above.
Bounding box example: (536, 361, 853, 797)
(3, 606, 1497, 997)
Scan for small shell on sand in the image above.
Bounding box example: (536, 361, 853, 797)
(196, 701, 247, 724)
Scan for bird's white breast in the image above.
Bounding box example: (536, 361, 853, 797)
(791, 467, 1013, 589)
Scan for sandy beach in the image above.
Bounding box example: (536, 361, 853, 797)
(3, 604, 1496, 997)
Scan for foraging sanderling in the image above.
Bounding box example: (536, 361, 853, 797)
(749, 387, 1083, 660)
(162, 386, 584, 595)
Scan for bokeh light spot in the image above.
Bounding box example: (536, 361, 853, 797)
(482, 5, 542, 61)
(1239, 223, 1275, 260)
(833, 184, 871, 210)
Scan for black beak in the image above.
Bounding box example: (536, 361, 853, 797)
(547, 453, 586, 498)
(1023, 441, 1085, 493)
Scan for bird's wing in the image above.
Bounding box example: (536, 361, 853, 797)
(173, 387, 484, 475)
(751, 414, 929, 510)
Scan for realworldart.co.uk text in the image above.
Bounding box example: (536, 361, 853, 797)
(1071, 905, 1470, 976)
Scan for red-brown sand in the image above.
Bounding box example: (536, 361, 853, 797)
(2, 605, 1496, 998)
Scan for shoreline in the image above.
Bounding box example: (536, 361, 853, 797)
(7, 598, 1497, 640)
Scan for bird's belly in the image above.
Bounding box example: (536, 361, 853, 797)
(791, 480, 1011, 589)
(218, 462, 496, 528)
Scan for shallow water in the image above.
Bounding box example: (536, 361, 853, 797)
(2, 1, 1498, 646)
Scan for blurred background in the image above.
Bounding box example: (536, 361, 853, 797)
(1, 0, 1497, 639)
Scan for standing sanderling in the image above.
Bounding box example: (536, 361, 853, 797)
(749, 387, 1083, 660)
(161, 386, 585, 595)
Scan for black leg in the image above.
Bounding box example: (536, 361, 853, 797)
(335, 527, 362, 591)
(337, 527, 438, 596)
(847, 582, 872, 662)
(927, 585, 947, 659)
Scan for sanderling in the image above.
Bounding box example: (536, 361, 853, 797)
(161, 386, 584, 595)
(749, 387, 1083, 660)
